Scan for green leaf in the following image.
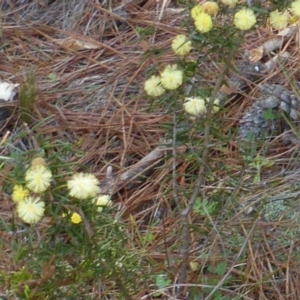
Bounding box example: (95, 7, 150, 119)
(260, 158, 274, 168)
(262, 108, 276, 120)
(193, 198, 217, 216)
(24, 285, 32, 299)
(213, 291, 223, 300)
(193, 198, 203, 212)
(153, 274, 172, 297)
(48, 73, 58, 81)
(216, 261, 227, 276)
(144, 232, 155, 243)
(207, 265, 216, 274)
(253, 173, 260, 184)
(155, 274, 171, 289)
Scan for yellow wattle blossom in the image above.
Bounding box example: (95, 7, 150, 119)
(25, 165, 52, 193)
(190, 261, 200, 272)
(67, 173, 100, 200)
(171, 35, 192, 56)
(160, 65, 183, 90)
(71, 212, 82, 224)
(234, 8, 256, 30)
(220, 0, 237, 7)
(184, 97, 206, 116)
(12, 185, 29, 203)
(17, 197, 45, 224)
(290, 15, 299, 24)
(212, 98, 220, 113)
(191, 5, 203, 20)
(144, 75, 165, 97)
(201, 2, 219, 17)
(95, 194, 112, 212)
(31, 157, 46, 168)
(269, 10, 289, 30)
(194, 13, 213, 33)
(291, 1, 300, 17)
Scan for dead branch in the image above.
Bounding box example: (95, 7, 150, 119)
(100, 142, 172, 195)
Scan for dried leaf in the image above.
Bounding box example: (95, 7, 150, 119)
(56, 37, 99, 50)
(220, 84, 233, 95)
(249, 46, 264, 62)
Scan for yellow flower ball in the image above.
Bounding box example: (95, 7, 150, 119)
(220, 0, 237, 7)
(94, 194, 112, 212)
(184, 97, 206, 116)
(31, 157, 46, 168)
(71, 212, 82, 224)
(25, 165, 52, 193)
(201, 2, 219, 17)
(291, 1, 300, 17)
(290, 15, 299, 24)
(17, 197, 45, 224)
(171, 35, 192, 56)
(160, 65, 183, 90)
(67, 173, 100, 200)
(194, 13, 213, 33)
(191, 5, 204, 20)
(144, 75, 165, 97)
(269, 10, 289, 30)
(234, 8, 256, 30)
(12, 185, 29, 203)
(211, 98, 220, 113)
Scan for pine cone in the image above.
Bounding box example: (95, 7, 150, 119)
(229, 61, 267, 92)
(239, 84, 300, 142)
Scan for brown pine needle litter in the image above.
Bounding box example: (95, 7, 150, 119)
(1, 0, 300, 299)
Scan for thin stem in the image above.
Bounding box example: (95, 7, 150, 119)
(176, 65, 229, 292)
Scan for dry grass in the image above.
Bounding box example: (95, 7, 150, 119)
(1, 0, 300, 299)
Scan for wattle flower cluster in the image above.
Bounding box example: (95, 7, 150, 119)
(184, 97, 220, 117)
(12, 157, 51, 224)
(144, 64, 183, 97)
(11, 158, 113, 226)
